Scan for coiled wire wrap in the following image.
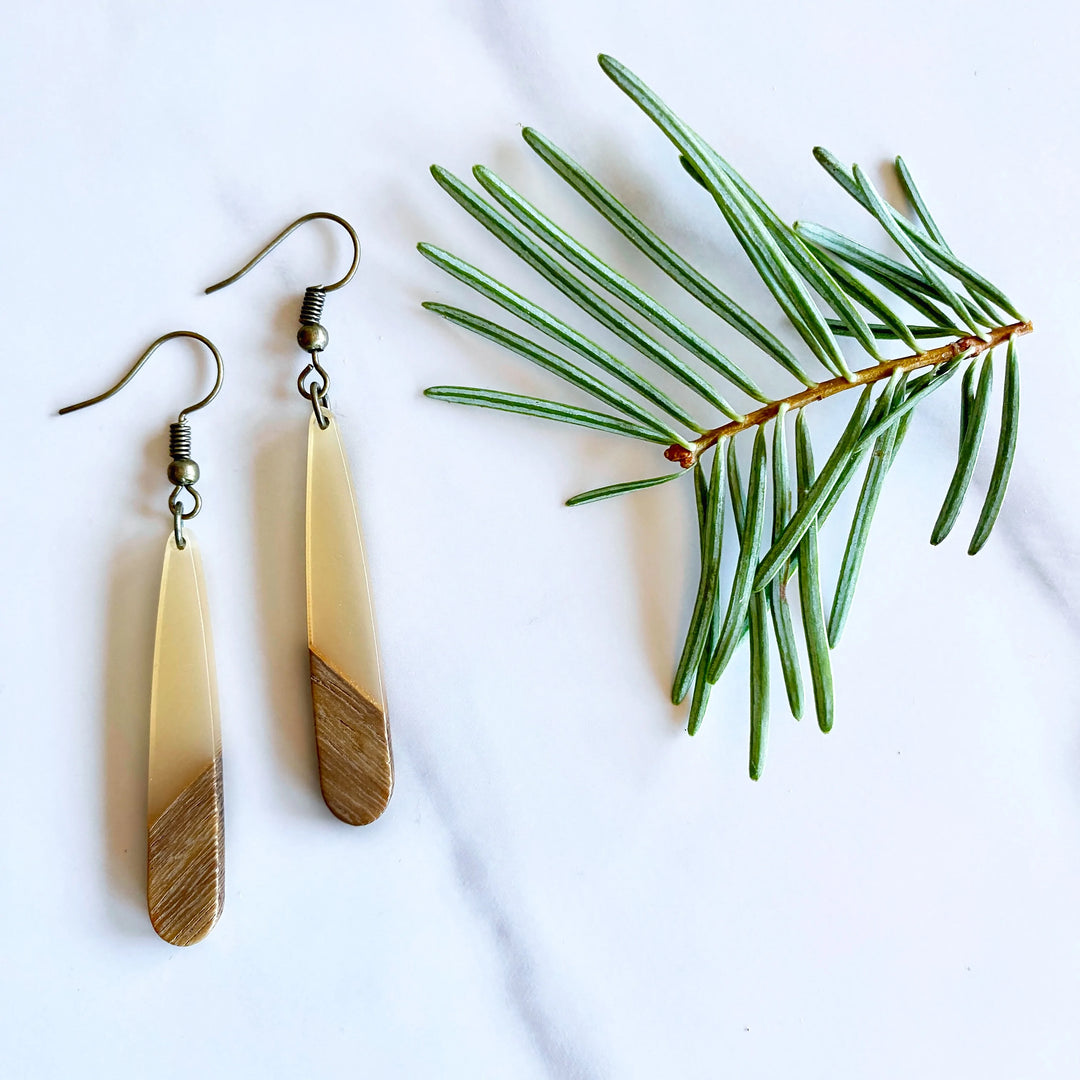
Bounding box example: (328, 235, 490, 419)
(300, 286, 326, 325)
(169, 421, 192, 459)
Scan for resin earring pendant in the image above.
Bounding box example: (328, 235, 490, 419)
(60, 332, 226, 945)
(147, 529, 223, 943)
(206, 215, 393, 825)
(306, 406, 392, 824)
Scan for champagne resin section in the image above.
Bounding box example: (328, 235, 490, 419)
(306, 412, 393, 825)
(146, 533, 224, 946)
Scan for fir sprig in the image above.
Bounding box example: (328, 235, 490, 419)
(419, 54, 1032, 776)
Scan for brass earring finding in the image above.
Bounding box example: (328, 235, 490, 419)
(61, 332, 226, 946)
(206, 216, 393, 826)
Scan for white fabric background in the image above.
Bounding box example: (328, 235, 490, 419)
(2, 2, 1078, 1077)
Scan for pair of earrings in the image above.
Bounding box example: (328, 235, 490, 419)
(60, 214, 393, 947)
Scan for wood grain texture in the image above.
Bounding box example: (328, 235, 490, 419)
(310, 649, 394, 826)
(147, 754, 224, 946)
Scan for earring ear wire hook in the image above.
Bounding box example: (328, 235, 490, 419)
(203, 212, 360, 295)
(58, 331, 225, 422)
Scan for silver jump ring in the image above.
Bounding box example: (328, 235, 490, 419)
(311, 390, 330, 430)
(168, 484, 203, 520)
(173, 504, 186, 550)
(297, 359, 331, 402)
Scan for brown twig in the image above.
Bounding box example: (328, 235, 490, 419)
(664, 321, 1033, 468)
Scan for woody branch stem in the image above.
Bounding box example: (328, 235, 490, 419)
(665, 321, 1033, 467)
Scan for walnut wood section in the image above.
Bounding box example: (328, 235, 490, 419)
(306, 411, 393, 824)
(147, 753, 224, 947)
(310, 649, 393, 825)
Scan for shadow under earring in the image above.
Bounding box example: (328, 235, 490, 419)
(60, 332, 226, 945)
(206, 215, 393, 826)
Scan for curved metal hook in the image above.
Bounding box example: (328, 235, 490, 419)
(58, 331, 225, 422)
(203, 212, 360, 295)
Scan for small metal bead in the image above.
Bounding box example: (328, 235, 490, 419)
(167, 458, 200, 486)
(297, 323, 329, 352)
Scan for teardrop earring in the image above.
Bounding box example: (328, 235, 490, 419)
(60, 332, 227, 946)
(205, 215, 393, 826)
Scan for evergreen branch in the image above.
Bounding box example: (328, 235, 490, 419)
(419, 53, 1034, 771)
